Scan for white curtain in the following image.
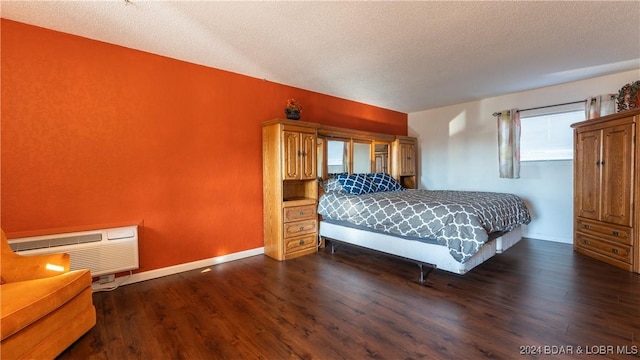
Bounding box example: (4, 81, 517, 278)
(586, 94, 616, 119)
(497, 109, 520, 179)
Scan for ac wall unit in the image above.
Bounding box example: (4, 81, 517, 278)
(8, 225, 139, 277)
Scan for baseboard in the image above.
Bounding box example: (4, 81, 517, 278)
(115, 247, 265, 287)
(522, 231, 572, 244)
(94, 232, 569, 288)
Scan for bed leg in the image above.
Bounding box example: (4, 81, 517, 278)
(418, 263, 435, 284)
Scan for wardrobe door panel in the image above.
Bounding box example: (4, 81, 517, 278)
(601, 123, 634, 226)
(575, 129, 601, 220)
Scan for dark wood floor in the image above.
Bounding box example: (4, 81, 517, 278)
(59, 238, 640, 360)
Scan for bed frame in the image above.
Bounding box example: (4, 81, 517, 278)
(319, 221, 523, 282)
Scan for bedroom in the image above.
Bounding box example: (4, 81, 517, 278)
(1, 1, 639, 359)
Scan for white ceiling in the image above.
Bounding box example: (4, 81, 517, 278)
(2, 1, 639, 113)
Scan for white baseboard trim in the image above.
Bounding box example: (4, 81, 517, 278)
(117, 247, 265, 287)
(523, 231, 572, 244)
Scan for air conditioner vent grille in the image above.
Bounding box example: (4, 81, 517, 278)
(9, 233, 103, 252)
(8, 226, 139, 277)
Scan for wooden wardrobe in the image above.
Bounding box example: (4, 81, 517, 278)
(572, 108, 640, 273)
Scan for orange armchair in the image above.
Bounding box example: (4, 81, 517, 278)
(1, 229, 96, 359)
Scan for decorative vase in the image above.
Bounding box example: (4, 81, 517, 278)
(285, 108, 300, 120)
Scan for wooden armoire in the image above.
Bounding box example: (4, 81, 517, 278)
(572, 108, 640, 273)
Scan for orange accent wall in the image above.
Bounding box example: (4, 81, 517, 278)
(0, 19, 407, 273)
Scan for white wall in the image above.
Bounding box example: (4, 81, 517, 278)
(408, 69, 640, 243)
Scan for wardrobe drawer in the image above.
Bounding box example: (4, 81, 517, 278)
(576, 218, 632, 245)
(283, 205, 317, 223)
(283, 219, 317, 239)
(575, 233, 632, 264)
(285, 234, 317, 254)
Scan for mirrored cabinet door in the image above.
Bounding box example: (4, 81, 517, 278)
(327, 139, 349, 176)
(374, 142, 390, 174)
(316, 134, 404, 180)
(353, 141, 373, 173)
(317, 138, 324, 179)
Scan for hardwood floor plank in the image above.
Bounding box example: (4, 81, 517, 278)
(58, 239, 640, 359)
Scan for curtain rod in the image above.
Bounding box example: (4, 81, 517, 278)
(492, 99, 586, 117)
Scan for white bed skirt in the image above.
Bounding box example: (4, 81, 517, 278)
(319, 221, 523, 275)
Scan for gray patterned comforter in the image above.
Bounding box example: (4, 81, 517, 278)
(318, 190, 531, 263)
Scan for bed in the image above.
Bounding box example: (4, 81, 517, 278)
(317, 173, 532, 281)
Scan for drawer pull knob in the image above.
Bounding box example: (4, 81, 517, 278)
(612, 231, 620, 236)
(299, 211, 305, 215)
(299, 239, 305, 246)
(299, 226, 305, 231)
(612, 248, 619, 254)
(584, 224, 590, 229)
(584, 240, 590, 245)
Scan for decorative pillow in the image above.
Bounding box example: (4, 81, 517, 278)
(323, 178, 345, 193)
(368, 173, 404, 192)
(336, 173, 378, 195)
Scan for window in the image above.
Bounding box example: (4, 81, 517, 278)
(520, 107, 585, 161)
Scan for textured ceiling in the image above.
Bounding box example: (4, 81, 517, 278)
(2, 1, 639, 113)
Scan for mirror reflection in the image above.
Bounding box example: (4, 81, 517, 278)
(317, 138, 324, 179)
(374, 143, 390, 174)
(353, 142, 372, 173)
(327, 140, 349, 176)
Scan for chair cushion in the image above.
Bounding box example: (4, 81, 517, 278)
(1, 287, 95, 360)
(0, 269, 92, 340)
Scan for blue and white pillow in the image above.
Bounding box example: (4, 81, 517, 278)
(336, 173, 378, 195)
(367, 173, 404, 192)
(323, 178, 346, 193)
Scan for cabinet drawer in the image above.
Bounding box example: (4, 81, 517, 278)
(575, 233, 632, 264)
(283, 219, 317, 238)
(285, 234, 317, 254)
(576, 218, 633, 245)
(283, 205, 317, 223)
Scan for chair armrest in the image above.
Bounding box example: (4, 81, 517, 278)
(1, 252, 71, 283)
